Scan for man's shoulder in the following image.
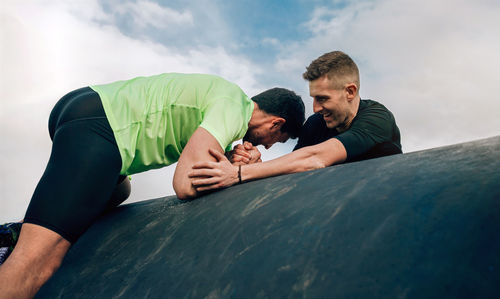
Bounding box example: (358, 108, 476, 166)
(360, 99, 390, 111)
(305, 113, 325, 123)
(358, 99, 395, 120)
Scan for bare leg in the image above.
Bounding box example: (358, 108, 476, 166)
(0, 223, 71, 299)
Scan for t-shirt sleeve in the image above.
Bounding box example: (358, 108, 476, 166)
(293, 114, 325, 151)
(335, 105, 396, 160)
(199, 98, 248, 151)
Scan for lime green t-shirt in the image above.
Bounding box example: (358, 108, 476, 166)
(90, 73, 254, 175)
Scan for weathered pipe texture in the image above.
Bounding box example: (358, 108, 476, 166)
(37, 136, 500, 298)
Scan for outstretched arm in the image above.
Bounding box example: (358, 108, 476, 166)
(173, 127, 224, 200)
(189, 137, 347, 191)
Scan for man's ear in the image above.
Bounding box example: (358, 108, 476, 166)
(271, 117, 286, 131)
(345, 83, 358, 100)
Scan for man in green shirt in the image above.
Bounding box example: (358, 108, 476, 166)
(0, 73, 305, 298)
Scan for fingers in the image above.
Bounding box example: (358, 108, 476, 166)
(233, 149, 251, 160)
(209, 148, 228, 162)
(190, 177, 221, 187)
(191, 161, 218, 169)
(233, 142, 261, 164)
(234, 144, 246, 150)
(250, 148, 261, 158)
(234, 152, 251, 163)
(193, 184, 220, 192)
(247, 147, 261, 163)
(234, 148, 251, 157)
(231, 151, 260, 164)
(228, 145, 251, 164)
(231, 155, 250, 164)
(233, 145, 251, 158)
(243, 141, 254, 150)
(190, 172, 226, 192)
(188, 168, 219, 178)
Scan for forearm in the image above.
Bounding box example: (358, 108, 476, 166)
(239, 148, 323, 182)
(240, 138, 346, 183)
(189, 138, 347, 192)
(174, 127, 224, 200)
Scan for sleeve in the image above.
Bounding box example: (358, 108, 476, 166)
(335, 104, 396, 160)
(199, 98, 248, 151)
(293, 114, 326, 151)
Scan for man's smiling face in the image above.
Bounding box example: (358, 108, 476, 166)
(309, 75, 351, 130)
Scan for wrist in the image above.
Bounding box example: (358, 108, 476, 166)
(238, 165, 242, 184)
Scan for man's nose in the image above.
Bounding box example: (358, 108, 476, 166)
(313, 100, 321, 113)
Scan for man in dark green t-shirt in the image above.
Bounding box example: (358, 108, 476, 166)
(189, 51, 402, 190)
(293, 99, 401, 162)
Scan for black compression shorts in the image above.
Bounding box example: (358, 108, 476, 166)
(24, 87, 125, 243)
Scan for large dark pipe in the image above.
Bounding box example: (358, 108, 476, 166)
(38, 136, 500, 298)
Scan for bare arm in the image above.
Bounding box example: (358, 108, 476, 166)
(173, 127, 225, 200)
(189, 138, 347, 191)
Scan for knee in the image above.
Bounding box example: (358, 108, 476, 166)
(119, 177, 132, 199)
(108, 177, 131, 208)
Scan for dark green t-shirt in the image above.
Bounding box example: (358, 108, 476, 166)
(294, 99, 402, 162)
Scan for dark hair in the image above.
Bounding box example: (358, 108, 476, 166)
(303, 51, 360, 89)
(251, 88, 305, 138)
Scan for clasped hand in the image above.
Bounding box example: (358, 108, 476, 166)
(188, 142, 261, 192)
(226, 141, 262, 165)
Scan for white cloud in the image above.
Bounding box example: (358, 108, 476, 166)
(276, 0, 500, 152)
(262, 37, 280, 47)
(115, 0, 194, 29)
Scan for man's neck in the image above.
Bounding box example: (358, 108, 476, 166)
(247, 102, 264, 129)
(335, 96, 360, 133)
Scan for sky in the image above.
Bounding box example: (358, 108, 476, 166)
(1, 0, 500, 222)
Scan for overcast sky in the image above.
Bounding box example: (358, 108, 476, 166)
(1, 0, 500, 222)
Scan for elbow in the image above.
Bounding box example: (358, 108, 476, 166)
(297, 140, 346, 171)
(289, 156, 326, 174)
(315, 158, 328, 169)
(295, 148, 328, 172)
(175, 189, 197, 201)
(177, 194, 194, 201)
(173, 183, 198, 200)
(304, 156, 327, 172)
